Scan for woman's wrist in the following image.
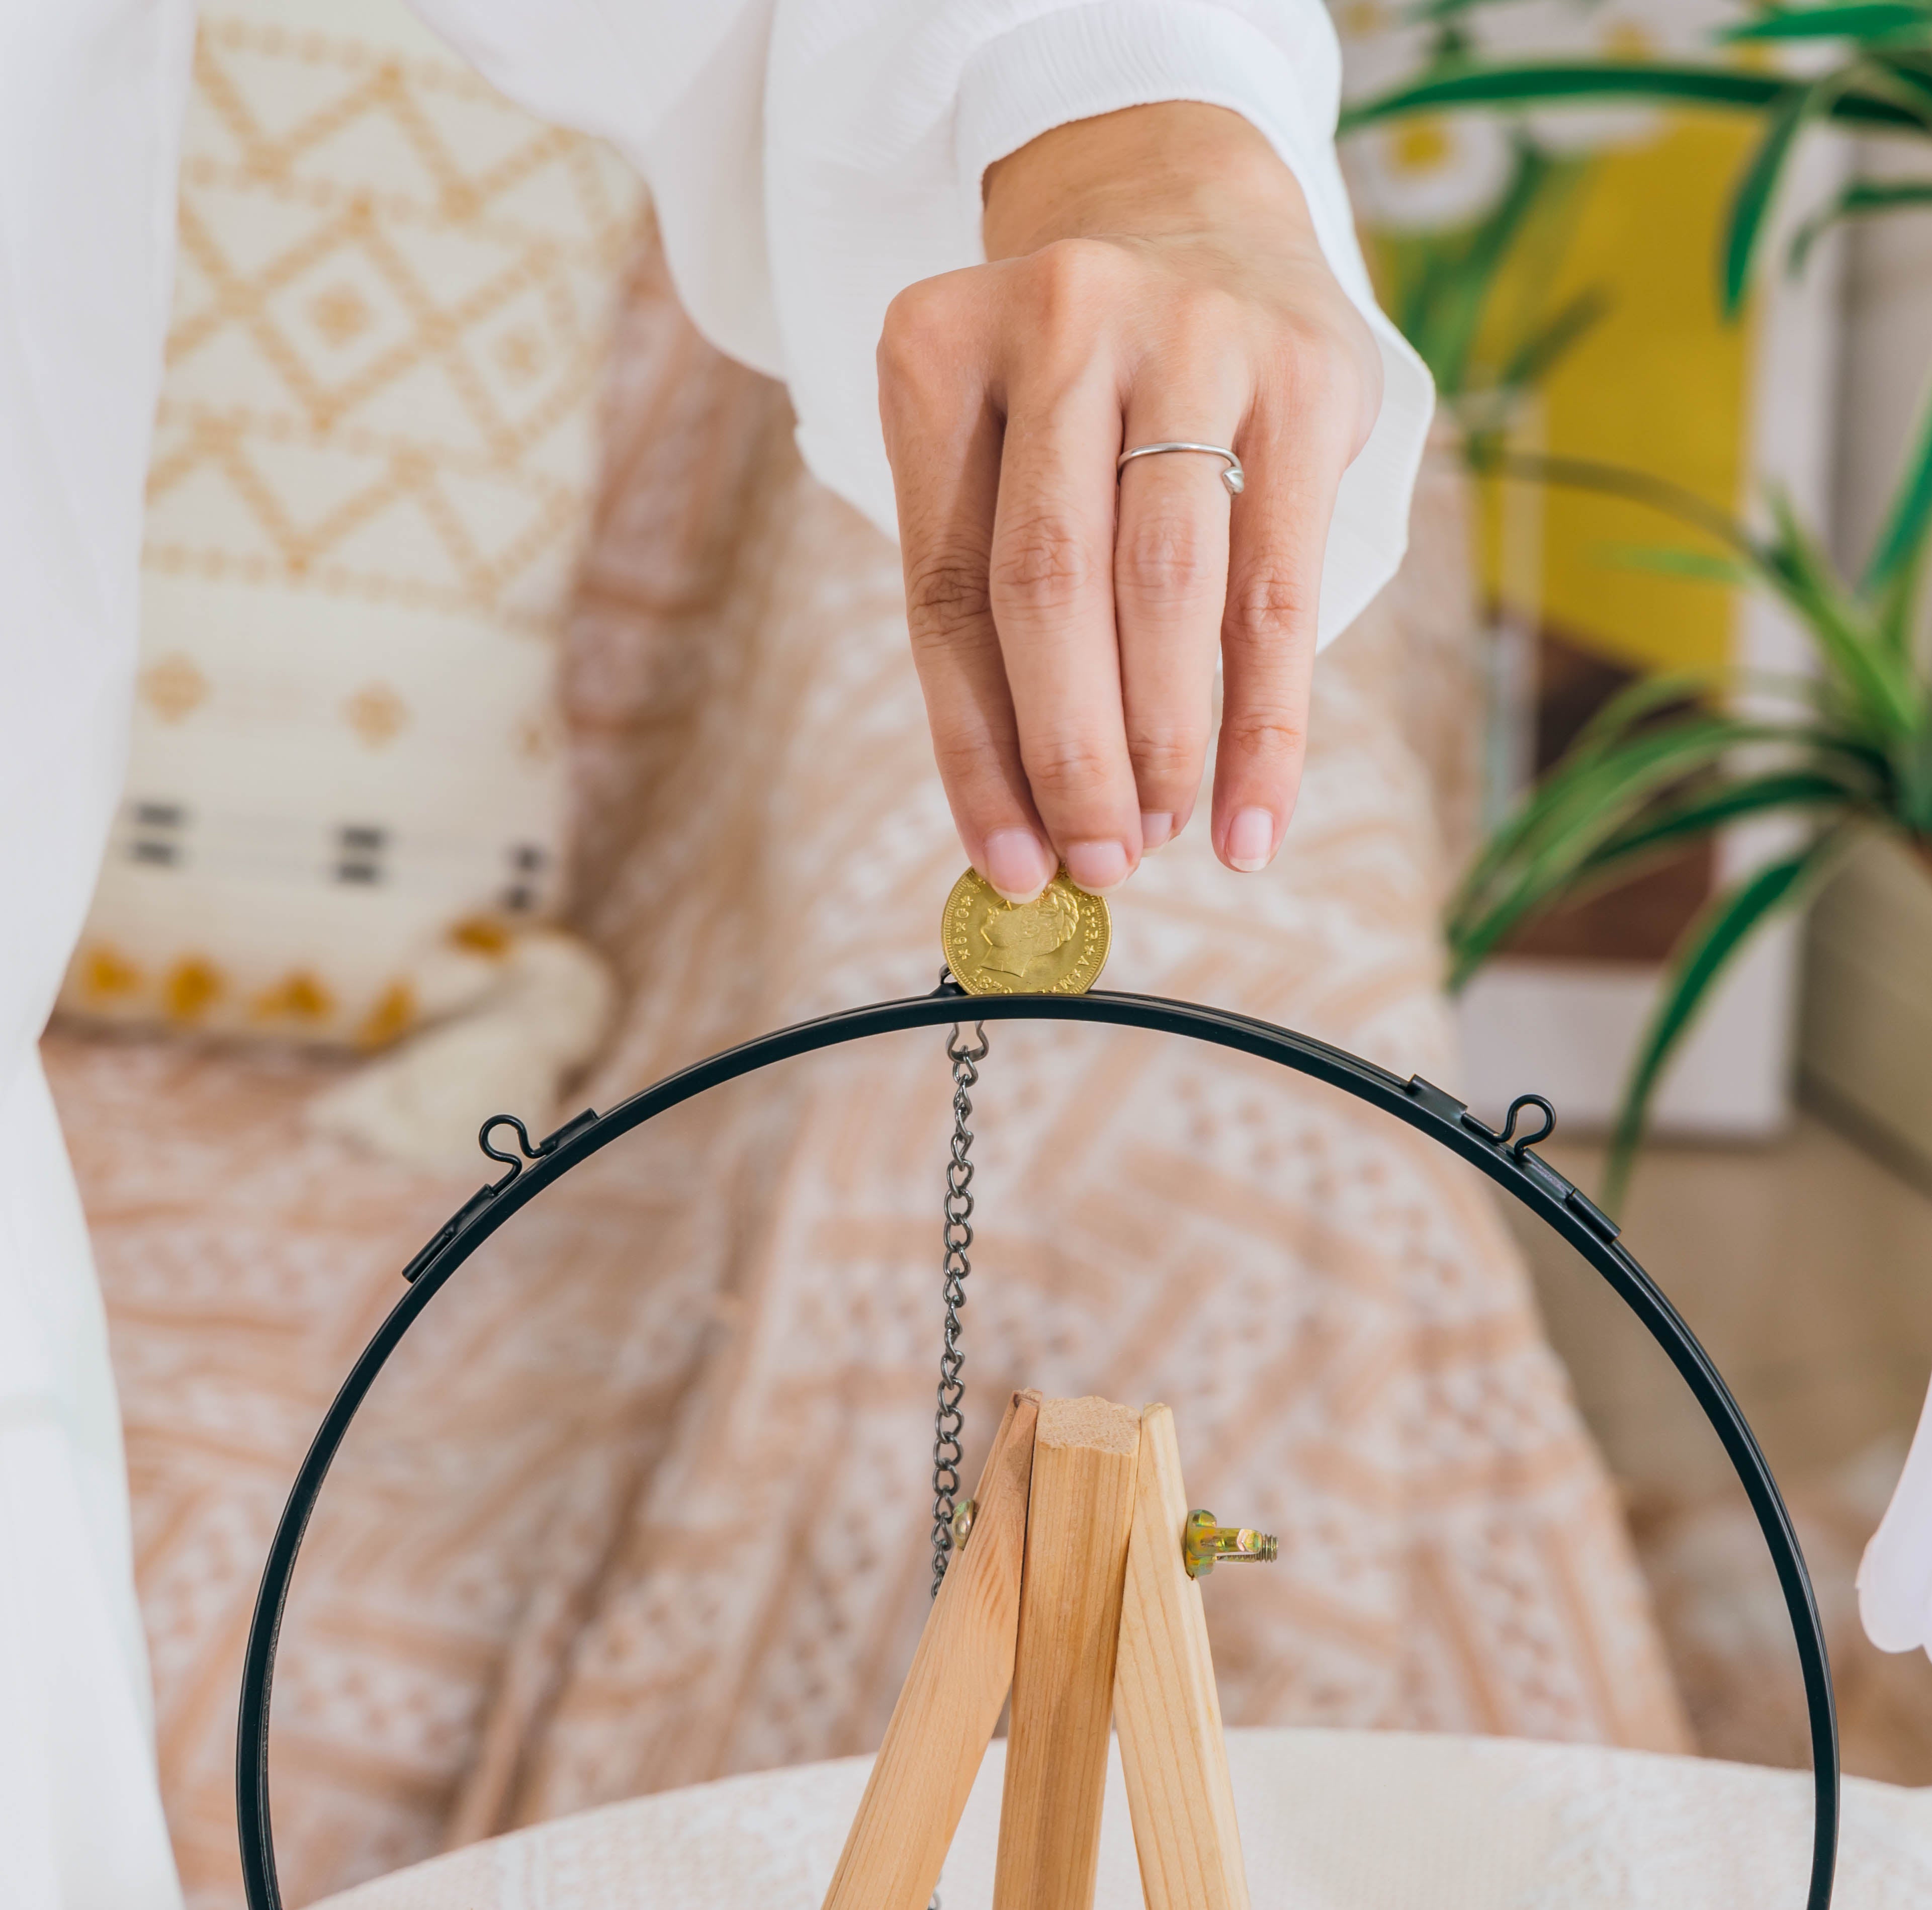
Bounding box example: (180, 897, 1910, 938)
(982, 102, 1316, 262)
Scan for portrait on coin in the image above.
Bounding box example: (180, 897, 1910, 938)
(979, 886, 1082, 982)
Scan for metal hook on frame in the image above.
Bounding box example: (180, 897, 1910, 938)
(477, 1107, 599, 1190)
(1462, 1092, 1557, 1162)
(479, 1113, 544, 1187)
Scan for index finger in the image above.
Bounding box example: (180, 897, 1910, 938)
(880, 275, 1058, 903)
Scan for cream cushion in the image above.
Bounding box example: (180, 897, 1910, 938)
(58, 0, 641, 1051)
(313, 1729, 1932, 1908)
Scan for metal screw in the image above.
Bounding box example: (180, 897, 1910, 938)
(1183, 1508, 1279, 1579)
(951, 1498, 978, 1551)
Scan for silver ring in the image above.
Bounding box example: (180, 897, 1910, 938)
(1116, 441, 1245, 496)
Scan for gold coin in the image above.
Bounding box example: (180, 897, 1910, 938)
(941, 866, 1110, 997)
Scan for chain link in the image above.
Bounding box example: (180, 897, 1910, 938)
(931, 1021, 988, 1598)
(927, 1017, 988, 1910)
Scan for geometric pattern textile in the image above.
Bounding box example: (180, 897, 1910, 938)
(49, 227, 1687, 1910)
(57, 0, 641, 1050)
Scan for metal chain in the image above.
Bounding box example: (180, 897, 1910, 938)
(931, 1021, 988, 1597)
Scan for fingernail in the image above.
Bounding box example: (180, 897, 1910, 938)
(1140, 812, 1174, 852)
(1226, 807, 1276, 873)
(984, 828, 1053, 903)
(1064, 839, 1131, 893)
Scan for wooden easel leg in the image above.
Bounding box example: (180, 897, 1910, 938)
(1114, 1404, 1251, 1910)
(828, 1392, 1254, 1910)
(993, 1396, 1143, 1910)
(821, 1390, 1041, 1910)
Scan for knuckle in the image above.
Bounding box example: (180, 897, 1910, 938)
(1024, 735, 1117, 805)
(1168, 284, 1245, 360)
(1269, 313, 1378, 447)
(1223, 711, 1306, 766)
(1275, 307, 1349, 382)
(1126, 730, 1201, 788)
(1019, 237, 1124, 333)
(904, 550, 993, 646)
(880, 278, 948, 360)
(877, 277, 969, 399)
(930, 731, 998, 790)
(990, 512, 1095, 616)
(1224, 564, 1313, 645)
(1118, 507, 1216, 603)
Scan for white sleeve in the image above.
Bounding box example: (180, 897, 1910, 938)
(1860, 1370, 1932, 1657)
(412, 0, 1435, 649)
(0, 2, 200, 1901)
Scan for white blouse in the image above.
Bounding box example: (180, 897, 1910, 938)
(410, 0, 1433, 645)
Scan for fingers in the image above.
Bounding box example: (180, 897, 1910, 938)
(882, 275, 1056, 903)
(883, 239, 1372, 893)
(1211, 398, 1350, 873)
(987, 299, 1144, 894)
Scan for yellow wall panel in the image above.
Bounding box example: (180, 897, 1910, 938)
(1481, 115, 1760, 675)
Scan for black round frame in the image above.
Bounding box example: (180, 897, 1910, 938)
(236, 985, 1839, 1909)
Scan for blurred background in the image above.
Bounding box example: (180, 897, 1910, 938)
(43, 1, 1932, 1903)
(1337, 0, 1932, 1784)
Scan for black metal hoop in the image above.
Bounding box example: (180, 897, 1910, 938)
(237, 985, 1838, 1909)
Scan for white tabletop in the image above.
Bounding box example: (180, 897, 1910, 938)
(316, 1727, 1932, 1909)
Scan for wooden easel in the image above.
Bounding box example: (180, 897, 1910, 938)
(822, 1392, 1267, 1910)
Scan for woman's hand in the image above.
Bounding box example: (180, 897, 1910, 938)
(879, 102, 1383, 902)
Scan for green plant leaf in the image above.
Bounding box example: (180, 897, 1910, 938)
(1892, 715, 1932, 829)
(1882, 46, 1932, 85)
(1896, 730, 1932, 830)
(1602, 834, 1846, 1210)
(1496, 283, 1615, 393)
(1343, 62, 1784, 130)
(1564, 668, 1719, 751)
(1862, 386, 1932, 619)
(1408, 0, 1523, 19)
(1598, 544, 1759, 588)
(1470, 773, 1864, 961)
(1468, 446, 1757, 554)
(1840, 53, 1932, 127)
(1340, 61, 1925, 134)
(1721, 4, 1932, 44)
(1447, 717, 1801, 983)
(1473, 445, 1920, 739)
(1447, 701, 1889, 989)
(1458, 707, 1739, 873)
(1592, 770, 1867, 865)
(1763, 491, 1921, 736)
(1789, 176, 1932, 272)
(1416, 140, 1558, 392)
(1723, 74, 1845, 316)
(1373, 143, 1580, 391)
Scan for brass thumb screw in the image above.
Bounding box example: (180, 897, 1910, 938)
(1183, 1508, 1279, 1579)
